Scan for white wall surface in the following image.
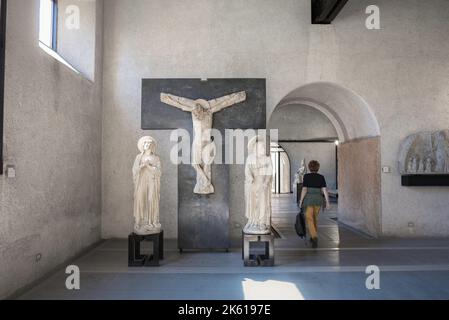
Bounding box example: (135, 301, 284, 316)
(0, 0, 103, 299)
(57, 0, 97, 80)
(269, 104, 338, 141)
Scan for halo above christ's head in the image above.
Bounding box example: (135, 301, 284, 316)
(137, 136, 157, 153)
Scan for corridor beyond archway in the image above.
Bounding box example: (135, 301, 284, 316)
(270, 82, 381, 237)
(271, 143, 291, 194)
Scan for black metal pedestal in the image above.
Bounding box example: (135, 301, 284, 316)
(242, 231, 275, 267)
(128, 231, 164, 267)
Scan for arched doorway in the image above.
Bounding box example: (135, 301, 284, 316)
(269, 82, 381, 237)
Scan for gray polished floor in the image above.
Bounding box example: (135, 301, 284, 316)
(18, 195, 449, 300)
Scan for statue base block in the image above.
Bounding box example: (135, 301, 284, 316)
(128, 231, 164, 267)
(242, 231, 274, 267)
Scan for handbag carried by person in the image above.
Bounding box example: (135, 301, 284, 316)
(295, 208, 307, 238)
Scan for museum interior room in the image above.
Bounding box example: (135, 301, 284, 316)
(0, 0, 449, 301)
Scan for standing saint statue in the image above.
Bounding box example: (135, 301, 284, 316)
(243, 135, 273, 235)
(161, 91, 246, 194)
(293, 159, 307, 188)
(132, 136, 162, 235)
(293, 159, 307, 204)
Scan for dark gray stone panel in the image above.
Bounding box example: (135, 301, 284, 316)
(178, 164, 230, 250)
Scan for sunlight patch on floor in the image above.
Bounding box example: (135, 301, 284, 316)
(242, 278, 305, 300)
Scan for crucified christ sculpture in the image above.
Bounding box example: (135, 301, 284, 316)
(161, 91, 247, 195)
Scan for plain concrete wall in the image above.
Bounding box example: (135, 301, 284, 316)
(102, 0, 449, 239)
(57, 0, 96, 80)
(0, 0, 103, 299)
(338, 137, 382, 237)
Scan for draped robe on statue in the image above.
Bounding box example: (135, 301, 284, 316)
(132, 152, 162, 235)
(244, 140, 273, 235)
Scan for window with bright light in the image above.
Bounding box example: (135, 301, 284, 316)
(38, 0, 97, 81)
(39, 0, 58, 49)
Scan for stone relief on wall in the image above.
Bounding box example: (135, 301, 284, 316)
(398, 130, 449, 175)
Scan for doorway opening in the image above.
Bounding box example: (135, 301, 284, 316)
(269, 82, 381, 238)
(271, 143, 291, 194)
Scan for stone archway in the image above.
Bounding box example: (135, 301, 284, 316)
(270, 82, 382, 237)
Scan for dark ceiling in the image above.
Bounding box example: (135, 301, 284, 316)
(311, 0, 349, 24)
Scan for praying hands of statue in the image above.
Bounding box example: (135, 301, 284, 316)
(140, 159, 151, 168)
(141, 163, 157, 170)
(140, 158, 160, 173)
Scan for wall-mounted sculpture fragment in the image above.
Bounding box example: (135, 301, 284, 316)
(398, 130, 449, 175)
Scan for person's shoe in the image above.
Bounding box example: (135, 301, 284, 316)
(311, 238, 318, 249)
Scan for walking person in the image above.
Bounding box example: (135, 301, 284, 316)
(299, 160, 331, 249)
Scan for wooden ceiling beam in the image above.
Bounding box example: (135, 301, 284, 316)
(312, 0, 348, 24)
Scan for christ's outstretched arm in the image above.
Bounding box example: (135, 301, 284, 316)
(209, 91, 247, 114)
(160, 93, 196, 112)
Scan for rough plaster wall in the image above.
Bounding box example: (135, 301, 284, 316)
(102, 0, 449, 238)
(282, 143, 337, 191)
(57, 0, 96, 80)
(0, 0, 103, 299)
(338, 138, 381, 237)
